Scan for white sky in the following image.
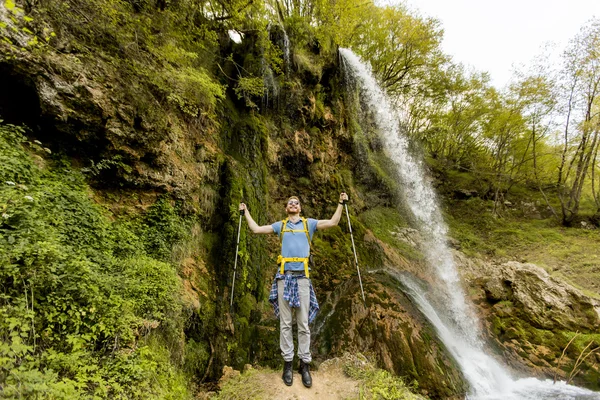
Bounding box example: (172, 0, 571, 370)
(393, 0, 600, 88)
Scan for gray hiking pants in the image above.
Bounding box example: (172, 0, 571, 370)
(277, 277, 311, 363)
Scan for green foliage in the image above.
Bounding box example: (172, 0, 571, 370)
(233, 76, 266, 109)
(20, 0, 227, 125)
(351, 4, 446, 97)
(343, 353, 424, 400)
(183, 338, 210, 377)
(0, 0, 55, 54)
(212, 368, 266, 400)
(263, 36, 284, 75)
(0, 123, 190, 398)
(136, 196, 189, 262)
(0, 123, 34, 184)
(162, 66, 225, 117)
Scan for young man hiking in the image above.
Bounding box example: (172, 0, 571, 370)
(238, 192, 348, 388)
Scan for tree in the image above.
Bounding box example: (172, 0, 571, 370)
(510, 71, 559, 218)
(351, 5, 446, 98)
(557, 18, 600, 225)
(421, 65, 492, 170)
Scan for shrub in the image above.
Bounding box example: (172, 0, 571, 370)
(0, 122, 189, 398)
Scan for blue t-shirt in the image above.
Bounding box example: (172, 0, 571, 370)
(272, 218, 318, 271)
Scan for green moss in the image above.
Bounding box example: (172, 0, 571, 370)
(563, 332, 600, 352)
(491, 316, 506, 336)
(359, 207, 423, 262)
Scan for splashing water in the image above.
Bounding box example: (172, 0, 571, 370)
(339, 48, 600, 400)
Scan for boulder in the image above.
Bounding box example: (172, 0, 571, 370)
(474, 261, 599, 331)
(461, 258, 600, 390)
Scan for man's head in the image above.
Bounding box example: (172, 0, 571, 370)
(285, 196, 301, 215)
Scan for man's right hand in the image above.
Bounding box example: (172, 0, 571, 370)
(240, 203, 274, 234)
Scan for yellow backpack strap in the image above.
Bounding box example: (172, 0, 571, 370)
(279, 218, 288, 275)
(302, 217, 310, 278)
(279, 218, 288, 246)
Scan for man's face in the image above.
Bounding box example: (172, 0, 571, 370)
(285, 198, 301, 214)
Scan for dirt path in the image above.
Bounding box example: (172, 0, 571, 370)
(253, 363, 359, 399)
(215, 358, 360, 400)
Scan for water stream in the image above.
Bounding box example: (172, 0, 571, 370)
(339, 47, 600, 400)
(282, 27, 290, 73)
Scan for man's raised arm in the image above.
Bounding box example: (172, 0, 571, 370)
(239, 203, 274, 234)
(316, 192, 349, 230)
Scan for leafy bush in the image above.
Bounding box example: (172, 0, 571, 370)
(0, 123, 189, 398)
(234, 76, 266, 109)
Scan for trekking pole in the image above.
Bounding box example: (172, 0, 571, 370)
(230, 208, 245, 309)
(343, 200, 366, 307)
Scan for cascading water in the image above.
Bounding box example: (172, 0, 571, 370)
(282, 27, 290, 73)
(261, 22, 290, 108)
(261, 61, 279, 108)
(339, 48, 600, 400)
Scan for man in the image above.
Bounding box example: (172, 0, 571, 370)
(239, 192, 348, 388)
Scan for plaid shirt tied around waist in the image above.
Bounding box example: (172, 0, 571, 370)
(269, 272, 319, 323)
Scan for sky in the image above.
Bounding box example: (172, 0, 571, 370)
(388, 0, 600, 88)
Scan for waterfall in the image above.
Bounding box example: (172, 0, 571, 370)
(282, 27, 290, 73)
(262, 61, 279, 108)
(339, 48, 600, 400)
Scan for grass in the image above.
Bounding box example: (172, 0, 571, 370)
(212, 368, 268, 400)
(445, 197, 600, 298)
(342, 353, 426, 400)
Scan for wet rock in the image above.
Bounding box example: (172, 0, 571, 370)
(313, 272, 467, 399)
(390, 227, 421, 248)
(484, 277, 512, 303)
(447, 236, 462, 250)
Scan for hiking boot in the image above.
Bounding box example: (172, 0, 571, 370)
(298, 360, 312, 388)
(282, 361, 293, 386)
